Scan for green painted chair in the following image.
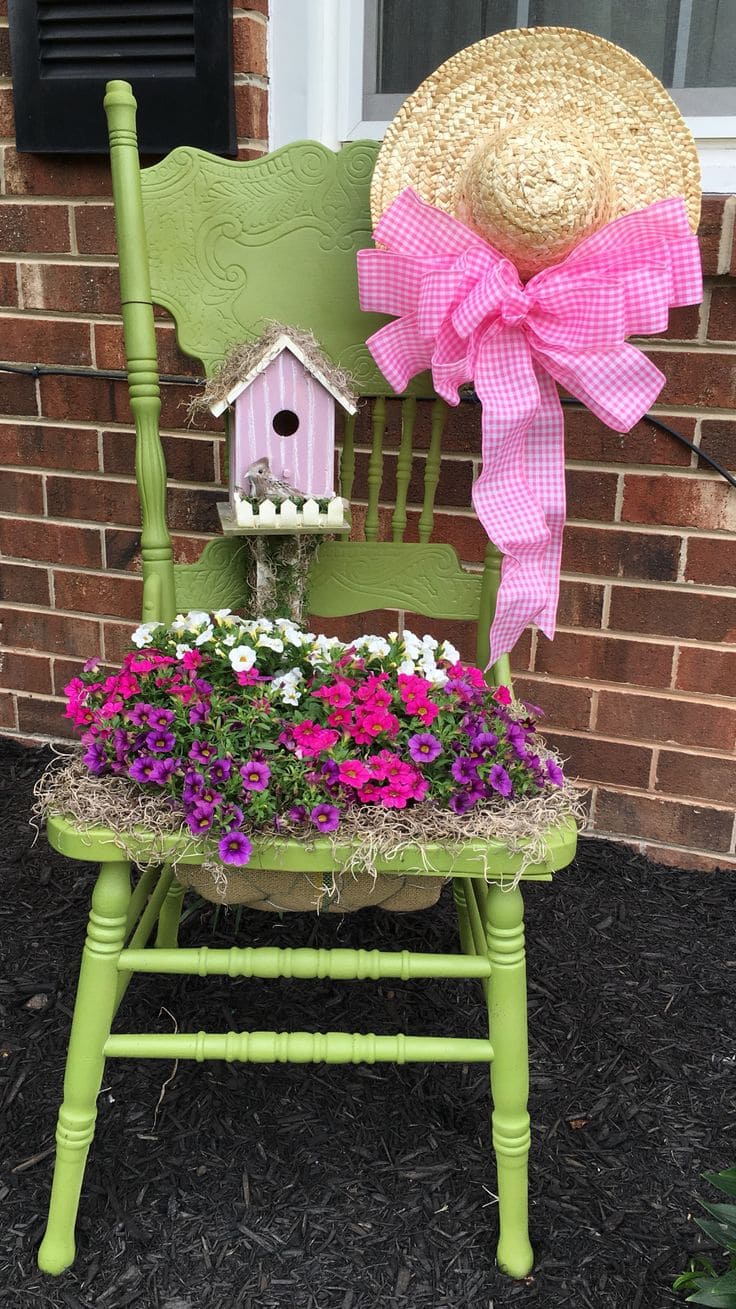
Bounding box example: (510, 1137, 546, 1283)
(37, 80, 577, 1279)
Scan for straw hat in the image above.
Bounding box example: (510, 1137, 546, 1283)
(371, 26, 701, 279)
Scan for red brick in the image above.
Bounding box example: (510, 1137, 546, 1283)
(233, 15, 267, 76)
(0, 422, 99, 471)
(19, 262, 120, 316)
(352, 451, 474, 511)
(171, 533, 210, 565)
(15, 695, 75, 740)
(242, 0, 268, 13)
(104, 528, 141, 572)
(0, 202, 71, 254)
(698, 421, 735, 474)
(684, 535, 736, 587)
(648, 349, 736, 410)
(564, 410, 693, 468)
(167, 486, 224, 533)
(513, 676, 592, 731)
(306, 610, 401, 645)
(356, 398, 483, 457)
(698, 196, 728, 276)
(609, 585, 736, 644)
(654, 302, 701, 341)
(93, 322, 200, 377)
(235, 146, 267, 162)
(39, 373, 131, 425)
(0, 261, 19, 306)
(557, 580, 604, 629)
(0, 606, 100, 658)
(0, 560, 50, 605)
(622, 473, 736, 532)
(640, 843, 736, 873)
(0, 691, 16, 729)
(536, 632, 673, 689)
(706, 285, 736, 341)
(0, 650, 53, 695)
(0, 517, 102, 568)
(46, 474, 140, 525)
(562, 525, 680, 582)
(0, 26, 10, 77)
(596, 689, 736, 751)
(0, 315, 92, 367)
(657, 749, 736, 806)
(162, 385, 218, 431)
(103, 619, 141, 663)
(102, 429, 217, 483)
(0, 370, 37, 417)
(0, 86, 15, 137)
(543, 731, 652, 790)
(595, 788, 733, 852)
(53, 569, 142, 620)
(73, 204, 117, 256)
(676, 646, 736, 699)
(0, 469, 44, 514)
(402, 509, 487, 563)
(235, 84, 268, 141)
(52, 656, 95, 696)
(565, 468, 618, 521)
(3, 148, 113, 198)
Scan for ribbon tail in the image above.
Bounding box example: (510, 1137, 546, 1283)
(524, 366, 566, 640)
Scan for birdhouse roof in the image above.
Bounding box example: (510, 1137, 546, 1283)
(209, 329, 358, 417)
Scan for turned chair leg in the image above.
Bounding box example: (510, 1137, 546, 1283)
(38, 859, 131, 1276)
(155, 875, 185, 948)
(485, 883, 533, 1278)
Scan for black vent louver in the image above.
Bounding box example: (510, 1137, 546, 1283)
(9, 0, 235, 154)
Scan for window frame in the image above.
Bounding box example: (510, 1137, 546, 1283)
(268, 0, 736, 192)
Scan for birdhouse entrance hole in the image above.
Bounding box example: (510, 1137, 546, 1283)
(273, 409, 300, 436)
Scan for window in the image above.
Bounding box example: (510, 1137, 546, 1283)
(269, 0, 736, 191)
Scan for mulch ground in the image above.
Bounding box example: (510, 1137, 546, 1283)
(1, 738, 734, 1309)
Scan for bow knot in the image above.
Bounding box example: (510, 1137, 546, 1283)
(357, 187, 703, 663)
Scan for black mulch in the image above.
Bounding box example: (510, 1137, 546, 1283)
(1, 739, 734, 1309)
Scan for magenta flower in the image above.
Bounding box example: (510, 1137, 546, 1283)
(185, 800, 216, 835)
(182, 769, 205, 801)
(337, 758, 372, 788)
(493, 685, 512, 705)
(408, 732, 442, 764)
(288, 804, 307, 823)
(240, 759, 271, 791)
(189, 740, 216, 764)
(127, 702, 154, 727)
(313, 679, 353, 709)
(310, 803, 340, 833)
(146, 706, 175, 729)
(489, 764, 513, 798)
(218, 831, 253, 866)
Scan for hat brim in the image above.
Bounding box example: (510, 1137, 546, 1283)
(370, 26, 701, 234)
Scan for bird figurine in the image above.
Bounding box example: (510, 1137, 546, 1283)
(241, 457, 306, 502)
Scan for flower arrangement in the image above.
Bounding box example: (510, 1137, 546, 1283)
(63, 611, 567, 869)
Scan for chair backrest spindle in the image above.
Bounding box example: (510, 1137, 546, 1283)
(417, 398, 448, 544)
(365, 395, 386, 542)
(392, 396, 416, 543)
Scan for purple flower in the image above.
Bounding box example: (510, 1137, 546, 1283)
(193, 678, 213, 696)
(83, 742, 108, 775)
(451, 755, 479, 785)
(209, 757, 233, 785)
(310, 803, 340, 833)
(408, 732, 442, 764)
(150, 757, 177, 785)
(449, 789, 478, 815)
(199, 786, 222, 807)
(507, 724, 528, 756)
(288, 804, 306, 824)
(218, 831, 253, 866)
(185, 800, 216, 835)
(546, 759, 565, 787)
(129, 756, 160, 783)
(127, 702, 153, 727)
(471, 730, 498, 752)
(489, 764, 513, 798)
(145, 729, 176, 754)
(188, 702, 210, 725)
(321, 759, 340, 787)
(182, 769, 205, 801)
(189, 740, 216, 764)
(146, 706, 175, 729)
(240, 759, 271, 791)
(112, 728, 129, 761)
(220, 803, 244, 831)
(83, 656, 101, 673)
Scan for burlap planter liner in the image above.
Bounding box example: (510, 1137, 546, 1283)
(175, 863, 444, 913)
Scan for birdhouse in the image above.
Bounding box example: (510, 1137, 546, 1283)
(209, 327, 357, 533)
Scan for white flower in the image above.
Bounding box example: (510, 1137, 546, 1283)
(170, 613, 191, 635)
(397, 659, 416, 676)
(175, 642, 192, 659)
(421, 662, 448, 687)
(228, 644, 257, 672)
(440, 640, 461, 665)
(194, 625, 214, 646)
(257, 635, 284, 653)
(421, 634, 439, 651)
(402, 631, 422, 660)
(131, 621, 162, 648)
(185, 610, 210, 629)
(213, 608, 232, 621)
(220, 632, 238, 647)
(388, 631, 398, 642)
(362, 636, 390, 658)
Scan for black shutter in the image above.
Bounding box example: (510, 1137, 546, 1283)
(8, 0, 236, 155)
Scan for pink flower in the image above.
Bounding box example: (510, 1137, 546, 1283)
(99, 696, 124, 719)
(235, 668, 261, 686)
(337, 759, 372, 788)
(493, 684, 512, 705)
(327, 707, 354, 731)
(292, 720, 340, 758)
(352, 708, 400, 743)
(412, 698, 439, 726)
(398, 673, 432, 703)
(127, 652, 177, 673)
(313, 679, 353, 709)
(182, 648, 203, 672)
(356, 676, 392, 708)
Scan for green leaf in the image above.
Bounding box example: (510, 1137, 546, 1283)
(685, 1281, 736, 1307)
(700, 1202, 736, 1231)
(695, 1218, 736, 1254)
(704, 1172, 736, 1200)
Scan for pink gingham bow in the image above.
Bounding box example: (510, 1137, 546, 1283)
(357, 188, 702, 663)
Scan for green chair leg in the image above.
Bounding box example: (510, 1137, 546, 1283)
(485, 883, 533, 1279)
(38, 859, 131, 1276)
(155, 875, 185, 948)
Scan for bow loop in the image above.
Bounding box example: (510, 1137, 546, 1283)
(358, 188, 702, 663)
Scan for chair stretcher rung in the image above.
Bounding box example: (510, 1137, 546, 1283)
(118, 945, 492, 981)
(103, 1030, 494, 1065)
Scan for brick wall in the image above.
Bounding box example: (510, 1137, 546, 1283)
(0, 3, 734, 870)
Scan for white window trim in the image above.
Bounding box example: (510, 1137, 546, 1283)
(268, 0, 736, 192)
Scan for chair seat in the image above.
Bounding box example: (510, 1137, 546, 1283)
(46, 812, 577, 881)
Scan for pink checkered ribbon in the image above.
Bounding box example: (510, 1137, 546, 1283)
(357, 188, 702, 663)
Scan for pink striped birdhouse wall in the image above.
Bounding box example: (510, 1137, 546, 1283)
(232, 349, 334, 498)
